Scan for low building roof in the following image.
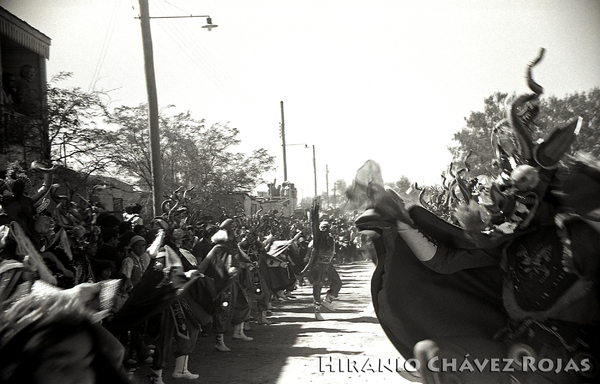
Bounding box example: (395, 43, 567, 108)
(0, 6, 51, 59)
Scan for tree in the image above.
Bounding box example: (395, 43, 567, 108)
(449, 92, 509, 177)
(191, 122, 275, 197)
(298, 196, 314, 211)
(449, 88, 600, 175)
(330, 179, 348, 209)
(45, 72, 112, 173)
(3, 72, 111, 174)
(104, 104, 276, 211)
(537, 88, 600, 156)
(386, 175, 413, 196)
(4, 73, 116, 199)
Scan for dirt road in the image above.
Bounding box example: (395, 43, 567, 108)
(132, 261, 413, 383)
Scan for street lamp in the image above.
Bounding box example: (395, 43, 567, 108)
(137, 14, 218, 29)
(202, 17, 218, 31)
(137, 0, 216, 216)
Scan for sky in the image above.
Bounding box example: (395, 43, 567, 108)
(3, 0, 600, 200)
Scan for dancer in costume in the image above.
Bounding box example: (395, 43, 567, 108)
(304, 200, 342, 320)
(198, 218, 253, 352)
(355, 49, 599, 384)
(144, 229, 204, 383)
(238, 229, 272, 325)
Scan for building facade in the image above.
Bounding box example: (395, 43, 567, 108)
(0, 6, 50, 172)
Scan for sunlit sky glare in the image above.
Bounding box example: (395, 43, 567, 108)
(3, 0, 600, 199)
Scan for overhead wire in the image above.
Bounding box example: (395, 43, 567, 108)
(162, 0, 191, 15)
(88, 0, 122, 92)
(148, 0, 252, 107)
(153, 0, 249, 104)
(151, 20, 243, 106)
(158, 1, 253, 104)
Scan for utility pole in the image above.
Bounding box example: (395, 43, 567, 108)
(138, 0, 163, 217)
(326, 164, 329, 207)
(333, 182, 337, 208)
(280, 101, 288, 182)
(313, 145, 317, 197)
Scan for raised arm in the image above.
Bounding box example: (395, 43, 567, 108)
(396, 221, 500, 274)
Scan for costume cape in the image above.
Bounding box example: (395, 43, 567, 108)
(261, 240, 296, 292)
(110, 255, 214, 329)
(357, 206, 507, 359)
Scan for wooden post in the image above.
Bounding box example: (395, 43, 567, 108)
(313, 145, 317, 197)
(138, 0, 164, 217)
(280, 101, 287, 181)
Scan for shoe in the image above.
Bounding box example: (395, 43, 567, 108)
(321, 294, 337, 311)
(172, 355, 199, 380)
(172, 371, 200, 380)
(276, 291, 288, 300)
(215, 333, 231, 352)
(314, 301, 325, 321)
(143, 356, 154, 364)
(148, 370, 165, 384)
(258, 310, 272, 325)
(232, 333, 254, 341)
(285, 292, 296, 299)
(315, 311, 325, 320)
(232, 323, 254, 341)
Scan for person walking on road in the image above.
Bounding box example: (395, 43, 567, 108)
(304, 201, 342, 320)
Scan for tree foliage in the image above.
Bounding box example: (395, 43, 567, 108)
(537, 88, 600, 156)
(331, 179, 349, 209)
(46, 72, 112, 173)
(449, 88, 600, 176)
(103, 104, 276, 210)
(38, 75, 276, 213)
(381, 88, 600, 202)
(448, 92, 509, 177)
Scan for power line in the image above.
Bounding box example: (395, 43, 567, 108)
(88, 0, 122, 92)
(162, 0, 191, 15)
(149, 0, 251, 107)
(152, 21, 244, 105)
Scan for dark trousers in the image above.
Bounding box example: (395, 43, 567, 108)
(313, 267, 342, 302)
(151, 300, 200, 371)
(212, 282, 251, 334)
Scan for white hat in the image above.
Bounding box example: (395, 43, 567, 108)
(129, 235, 145, 247)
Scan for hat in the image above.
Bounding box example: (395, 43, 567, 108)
(129, 235, 145, 247)
(152, 217, 170, 230)
(220, 218, 234, 231)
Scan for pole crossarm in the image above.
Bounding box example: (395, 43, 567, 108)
(135, 15, 211, 19)
(135, 13, 218, 30)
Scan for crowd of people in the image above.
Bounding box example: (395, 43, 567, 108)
(0, 169, 368, 383)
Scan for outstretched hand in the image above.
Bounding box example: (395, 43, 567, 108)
(454, 200, 487, 233)
(372, 186, 414, 226)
